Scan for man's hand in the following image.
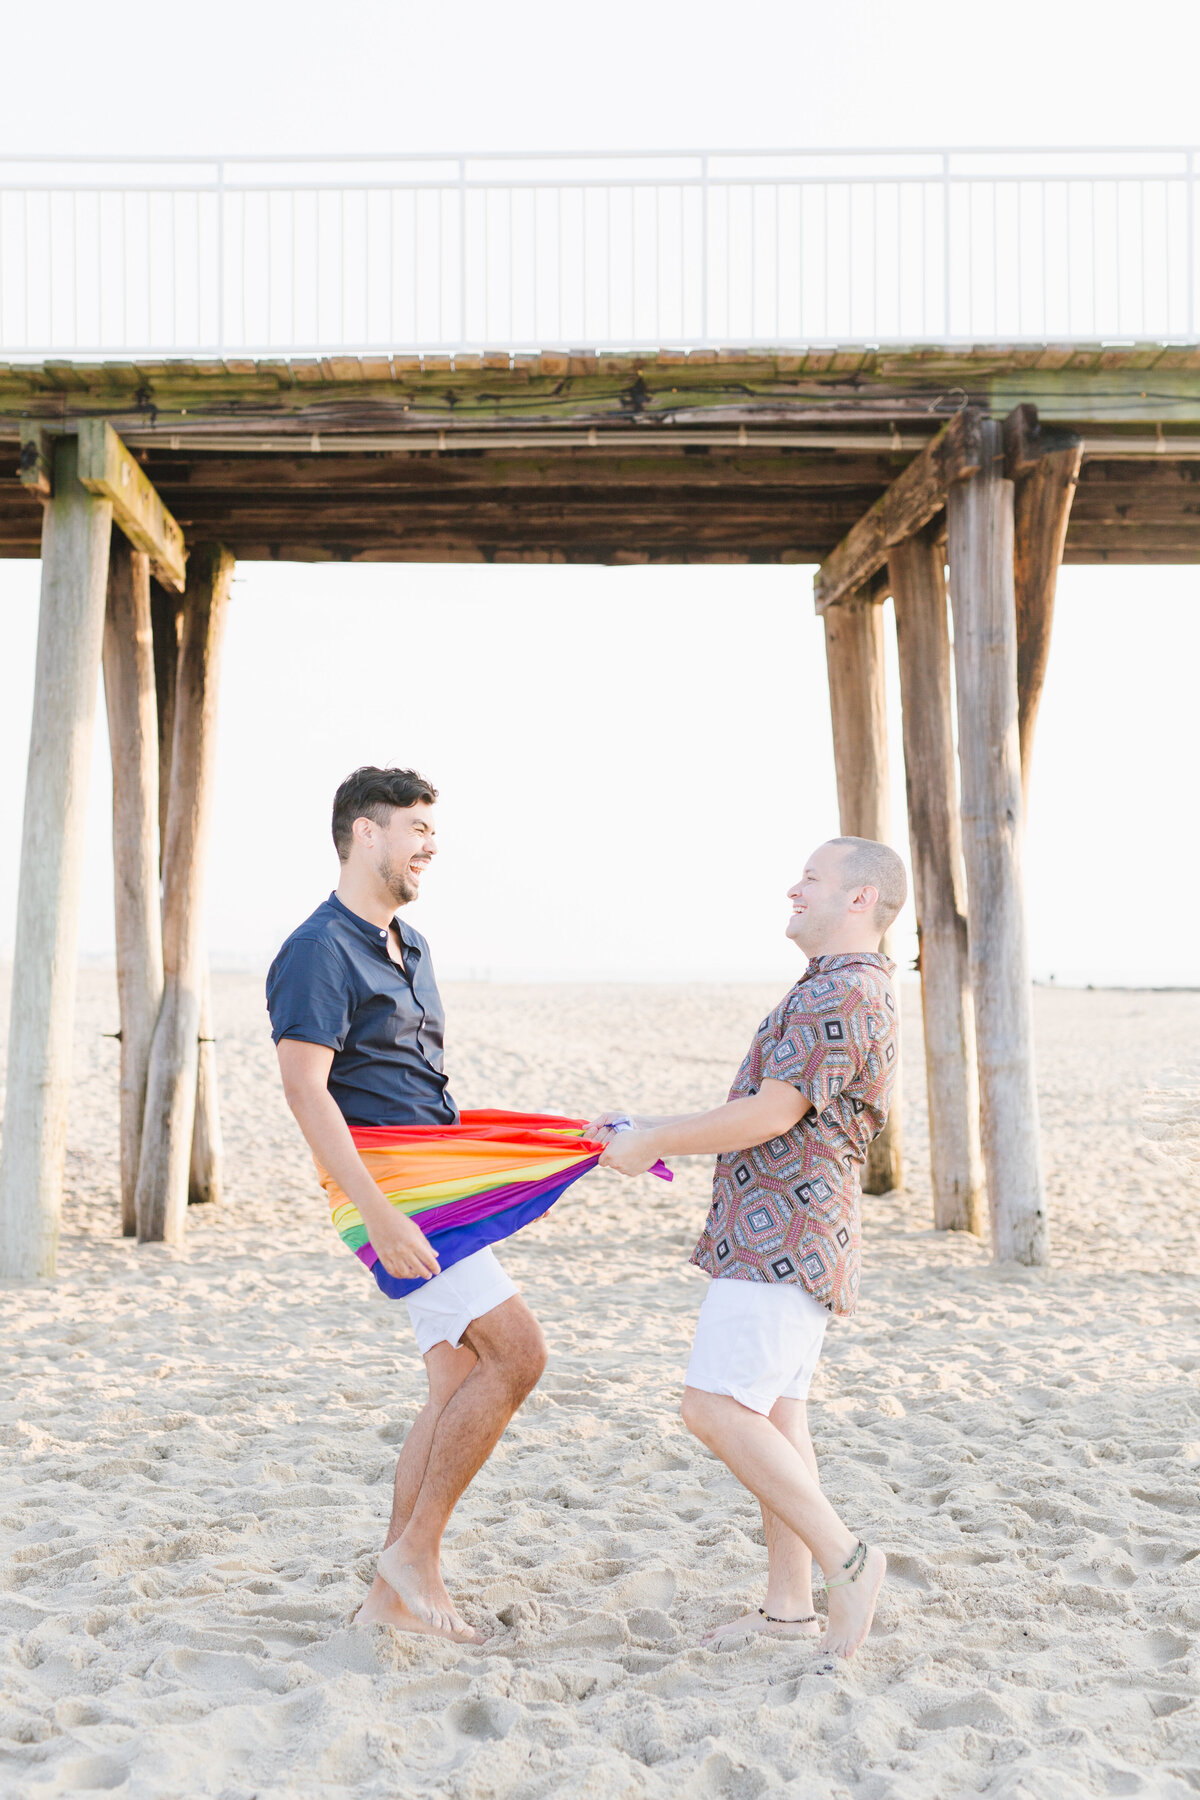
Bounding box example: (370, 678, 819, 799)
(368, 1206, 442, 1282)
(276, 1038, 442, 1283)
(583, 1110, 630, 1145)
(599, 1128, 661, 1177)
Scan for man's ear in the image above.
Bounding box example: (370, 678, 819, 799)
(352, 815, 375, 850)
(849, 883, 879, 915)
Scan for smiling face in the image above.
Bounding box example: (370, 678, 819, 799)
(786, 841, 877, 957)
(354, 801, 437, 909)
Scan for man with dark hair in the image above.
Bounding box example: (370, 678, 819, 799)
(590, 838, 905, 1662)
(267, 766, 546, 1644)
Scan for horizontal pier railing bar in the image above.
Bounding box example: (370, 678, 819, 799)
(1, 147, 1197, 357)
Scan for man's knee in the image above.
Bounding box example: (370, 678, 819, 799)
(483, 1316, 547, 1403)
(503, 1320, 548, 1401)
(681, 1384, 723, 1443)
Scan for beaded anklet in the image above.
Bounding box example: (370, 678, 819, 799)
(823, 1540, 869, 1590)
(758, 1608, 818, 1625)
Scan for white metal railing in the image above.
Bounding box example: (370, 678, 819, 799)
(0, 147, 1196, 358)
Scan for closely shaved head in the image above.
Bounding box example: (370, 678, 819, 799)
(825, 837, 908, 934)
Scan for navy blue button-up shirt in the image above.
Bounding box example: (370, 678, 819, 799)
(266, 892, 458, 1128)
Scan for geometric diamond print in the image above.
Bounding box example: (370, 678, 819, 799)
(690, 951, 899, 1321)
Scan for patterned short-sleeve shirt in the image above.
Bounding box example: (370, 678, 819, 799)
(690, 952, 898, 1318)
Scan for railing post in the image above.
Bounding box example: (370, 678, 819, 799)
(700, 153, 709, 346)
(459, 156, 468, 349)
(942, 150, 952, 339)
(1188, 148, 1195, 341)
(216, 158, 225, 352)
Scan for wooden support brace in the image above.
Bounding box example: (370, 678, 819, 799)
(103, 539, 165, 1237)
(890, 527, 985, 1234)
(947, 419, 1048, 1266)
(814, 409, 984, 613)
(77, 420, 187, 593)
(822, 595, 903, 1194)
(1003, 404, 1082, 811)
(136, 544, 233, 1244)
(0, 439, 113, 1278)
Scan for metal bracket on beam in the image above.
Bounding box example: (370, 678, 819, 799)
(18, 424, 53, 499)
(1002, 402, 1083, 481)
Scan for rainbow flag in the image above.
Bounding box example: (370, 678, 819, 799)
(317, 1109, 672, 1298)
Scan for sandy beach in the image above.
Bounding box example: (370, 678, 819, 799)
(1, 970, 1197, 1799)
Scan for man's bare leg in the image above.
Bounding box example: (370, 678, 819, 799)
(683, 1386, 885, 1660)
(357, 1341, 477, 1636)
(377, 1295, 547, 1635)
(702, 1397, 822, 1647)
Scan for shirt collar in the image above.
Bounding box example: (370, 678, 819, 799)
(806, 950, 896, 977)
(327, 890, 420, 953)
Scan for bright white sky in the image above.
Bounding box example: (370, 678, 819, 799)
(2, 0, 1199, 986)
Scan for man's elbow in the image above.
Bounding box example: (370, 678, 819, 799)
(279, 1074, 310, 1115)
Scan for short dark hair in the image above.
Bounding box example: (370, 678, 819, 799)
(331, 766, 438, 861)
(826, 836, 908, 934)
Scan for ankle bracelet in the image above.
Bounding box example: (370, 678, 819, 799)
(823, 1540, 868, 1590)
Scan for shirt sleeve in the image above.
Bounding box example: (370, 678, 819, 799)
(762, 976, 868, 1111)
(265, 937, 354, 1051)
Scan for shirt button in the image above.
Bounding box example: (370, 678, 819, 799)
(380, 930, 386, 939)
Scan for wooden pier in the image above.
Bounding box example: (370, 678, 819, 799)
(2, 342, 1199, 1274)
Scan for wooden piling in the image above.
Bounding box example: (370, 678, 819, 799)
(149, 582, 181, 853)
(0, 439, 113, 1278)
(136, 545, 233, 1244)
(1004, 409, 1082, 810)
(148, 580, 222, 1208)
(946, 420, 1048, 1265)
(189, 967, 223, 1206)
(823, 593, 903, 1194)
(102, 538, 165, 1236)
(890, 527, 985, 1234)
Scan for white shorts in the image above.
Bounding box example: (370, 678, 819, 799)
(685, 1277, 829, 1417)
(404, 1247, 518, 1356)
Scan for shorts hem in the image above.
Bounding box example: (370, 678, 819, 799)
(405, 1252, 519, 1356)
(682, 1375, 780, 1418)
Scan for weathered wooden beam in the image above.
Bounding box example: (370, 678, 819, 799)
(814, 410, 984, 612)
(1003, 404, 1082, 811)
(890, 527, 985, 1235)
(102, 538, 165, 1237)
(136, 544, 233, 1244)
(6, 344, 1200, 435)
(77, 420, 187, 592)
(822, 595, 903, 1195)
(947, 419, 1048, 1267)
(137, 449, 907, 493)
(0, 439, 113, 1278)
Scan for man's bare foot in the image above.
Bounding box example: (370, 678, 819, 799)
(702, 1610, 821, 1649)
(376, 1541, 482, 1644)
(819, 1545, 886, 1660)
(354, 1574, 484, 1644)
